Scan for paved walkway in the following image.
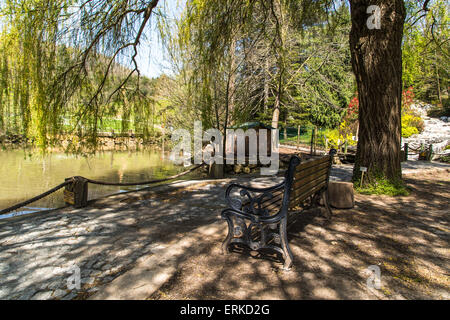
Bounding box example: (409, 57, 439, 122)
(0, 161, 448, 300)
(330, 160, 450, 182)
(0, 176, 283, 300)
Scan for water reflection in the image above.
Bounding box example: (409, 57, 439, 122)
(0, 149, 195, 218)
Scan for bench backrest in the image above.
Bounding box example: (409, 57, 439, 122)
(289, 155, 333, 209)
(257, 153, 334, 215)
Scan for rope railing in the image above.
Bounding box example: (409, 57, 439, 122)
(0, 163, 205, 217)
(403, 142, 449, 160)
(85, 163, 204, 186)
(0, 180, 72, 216)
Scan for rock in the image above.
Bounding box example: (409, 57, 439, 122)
(52, 289, 68, 299)
(327, 182, 355, 209)
(18, 289, 37, 300)
(31, 290, 53, 300)
(61, 291, 78, 300)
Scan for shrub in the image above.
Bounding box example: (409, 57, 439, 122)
(406, 114, 425, 133)
(321, 128, 356, 149)
(439, 155, 450, 163)
(402, 114, 423, 137)
(402, 126, 419, 138)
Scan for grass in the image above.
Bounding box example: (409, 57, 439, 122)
(279, 128, 329, 147)
(355, 178, 410, 196)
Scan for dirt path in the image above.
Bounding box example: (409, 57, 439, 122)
(1, 167, 448, 300)
(148, 171, 450, 300)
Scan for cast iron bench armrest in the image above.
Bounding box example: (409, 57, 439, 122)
(221, 208, 261, 223)
(224, 181, 286, 214)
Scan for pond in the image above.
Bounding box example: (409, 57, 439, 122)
(0, 149, 197, 219)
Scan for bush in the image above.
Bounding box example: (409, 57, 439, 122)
(402, 114, 423, 138)
(439, 155, 450, 163)
(320, 128, 356, 149)
(407, 115, 425, 133)
(402, 126, 419, 138)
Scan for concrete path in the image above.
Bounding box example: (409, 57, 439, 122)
(0, 176, 280, 300)
(330, 160, 450, 182)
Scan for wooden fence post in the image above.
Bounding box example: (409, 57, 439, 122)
(427, 144, 433, 161)
(404, 143, 409, 161)
(64, 176, 88, 208)
(310, 127, 316, 155)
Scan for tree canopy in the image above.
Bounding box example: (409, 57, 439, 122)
(0, 0, 448, 183)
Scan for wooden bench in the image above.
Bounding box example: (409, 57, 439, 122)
(221, 150, 336, 270)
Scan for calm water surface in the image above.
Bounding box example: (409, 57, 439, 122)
(0, 149, 194, 219)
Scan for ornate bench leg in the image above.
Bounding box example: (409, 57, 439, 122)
(279, 217, 294, 270)
(221, 213, 234, 255)
(321, 189, 332, 220)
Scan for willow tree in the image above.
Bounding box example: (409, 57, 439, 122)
(0, 0, 163, 150)
(0, 0, 71, 146)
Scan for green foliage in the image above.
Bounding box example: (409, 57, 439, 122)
(320, 125, 357, 150)
(355, 178, 410, 197)
(171, 0, 354, 136)
(0, 0, 447, 155)
(401, 126, 419, 138)
(0, 0, 171, 150)
(402, 0, 449, 106)
(401, 87, 424, 138)
(401, 114, 423, 138)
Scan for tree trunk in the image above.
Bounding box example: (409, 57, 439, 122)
(350, 0, 406, 184)
(271, 71, 283, 129)
(271, 97, 280, 129)
(263, 59, 269, 113)
(228, 38, 236, 125)
(435, 49, 442, 105)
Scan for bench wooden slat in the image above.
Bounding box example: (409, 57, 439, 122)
(292, 171, 328, 198)
(244, 160, 331, 214)
(263, 170, 329, 213)
(294, 156, 330, 174)
(291, 180, 327, 207)
(292, 166, 329, 191)
(260, 191, 283, 207)
(241, 190, 284, 214)
(290, 173, 328, 207)
(260, 197, 284, 213)
(294, 161, 329, 181)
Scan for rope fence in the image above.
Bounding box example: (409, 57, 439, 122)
(0, 163, 205, 217)
(402, 142, 449, 160)
(0, 180, 72, 216)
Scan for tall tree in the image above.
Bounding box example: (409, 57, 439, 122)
(350, 0, 407, 184)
